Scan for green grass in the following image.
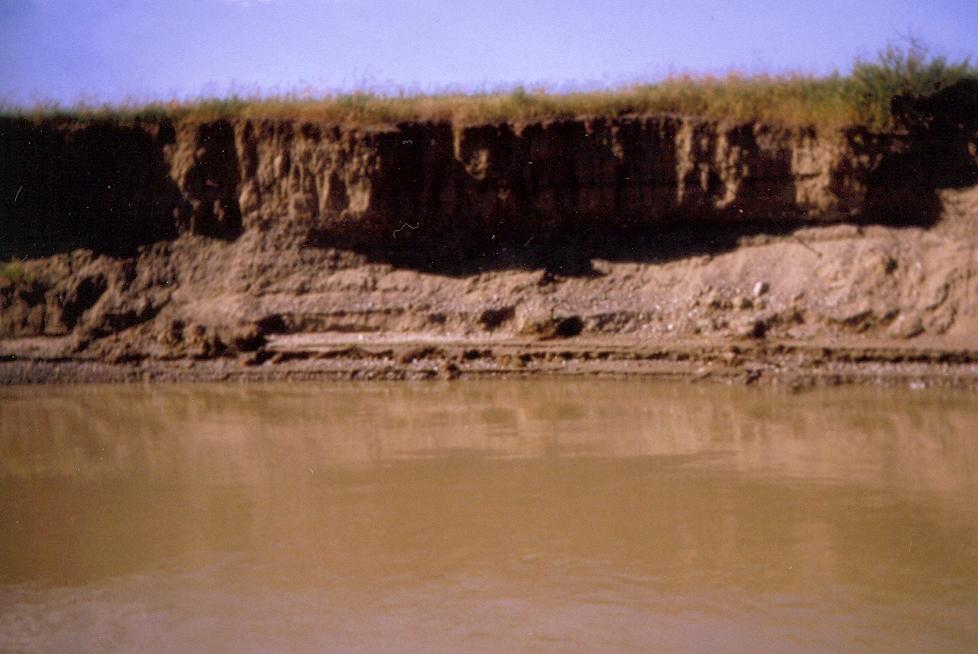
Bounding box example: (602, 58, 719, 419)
(3, 42, 975, 131)
(0, 260, 31, 284)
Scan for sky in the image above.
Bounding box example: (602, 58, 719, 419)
(1, 0, 976, 106)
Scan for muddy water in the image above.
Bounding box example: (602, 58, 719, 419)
(1, 382, 976, 653)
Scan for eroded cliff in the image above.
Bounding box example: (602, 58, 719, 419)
(2, 84, 978, 385)
(5, 110, 967, 258)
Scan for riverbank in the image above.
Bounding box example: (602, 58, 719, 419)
(3, 336, 978, 390)
(2, 80, 976, 388)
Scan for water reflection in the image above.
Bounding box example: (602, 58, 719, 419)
(2, 382, 976, 488)
(1, 381, 976, 652)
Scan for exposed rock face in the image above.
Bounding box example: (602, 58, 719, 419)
(5, 105, 974, 260)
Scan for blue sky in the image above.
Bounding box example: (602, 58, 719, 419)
(1, 0, 976, 105)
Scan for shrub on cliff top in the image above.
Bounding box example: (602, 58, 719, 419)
(847, 39, 977, 129)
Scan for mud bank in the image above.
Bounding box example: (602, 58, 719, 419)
(2, 84, 977, 386)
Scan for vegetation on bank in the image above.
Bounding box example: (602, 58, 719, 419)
(3, 42, 976, 130)
(0, 260, 31, 284)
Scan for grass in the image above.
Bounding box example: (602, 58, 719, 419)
(0, 260, 31, 284)
(3, 42, 975, 131)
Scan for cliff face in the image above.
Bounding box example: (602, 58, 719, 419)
(5, 112, 965, 260)
(235, 118, 882, 250)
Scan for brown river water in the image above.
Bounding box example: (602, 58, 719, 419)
(1, 381, 977, 653)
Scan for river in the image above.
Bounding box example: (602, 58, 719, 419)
(1, 381, 976, 652)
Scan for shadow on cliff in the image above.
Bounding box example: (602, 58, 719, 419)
(304, 198, 949, 278)
(304, 160, 963, 277)
(0, 120, 187, 258)
(860, 78, 978, 227)
(306, 217, 828, 277)
(0, 119, 244, 259)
